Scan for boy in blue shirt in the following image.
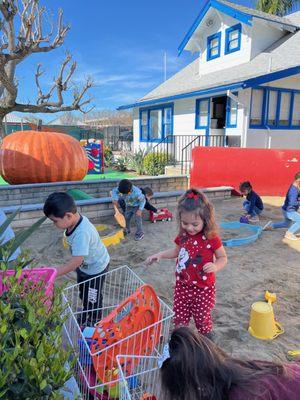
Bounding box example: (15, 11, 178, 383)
(111, 179, 146, 241)
(239, 181, 264, 223)
(264, 172, 300, 241)
(43, 192, 110, 325)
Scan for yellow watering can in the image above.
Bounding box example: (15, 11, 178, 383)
(248, 291, 284, 340)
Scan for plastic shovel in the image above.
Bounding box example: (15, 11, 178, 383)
(113, 205, 126, 228)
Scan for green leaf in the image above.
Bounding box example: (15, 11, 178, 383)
(0, 323, 7, 334)
(5, 216, 46, 260)
(0, 208, 20, 238)
(19, 328, 28, 339)
(40, 379, 47, 390)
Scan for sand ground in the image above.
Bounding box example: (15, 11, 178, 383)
(24, 196, 300, 362)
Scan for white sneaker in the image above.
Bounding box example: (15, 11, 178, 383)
(263, 221, 273, 231)
(248, 215, 259, 223)
(284, 232, 300, 241)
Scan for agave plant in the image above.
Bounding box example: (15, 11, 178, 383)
(127, 148, 148, 175)
(0, 209, 46, 269)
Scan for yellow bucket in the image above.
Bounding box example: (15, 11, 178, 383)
(248, 301, 284, 340)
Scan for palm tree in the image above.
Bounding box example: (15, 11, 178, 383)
(256, 0, 299, 16)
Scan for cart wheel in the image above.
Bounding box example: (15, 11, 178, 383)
(153, 220, 156, 223)
(168, 218, 172, 221)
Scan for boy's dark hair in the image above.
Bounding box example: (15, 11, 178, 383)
(143, 187, 153, 197)
(295, 171, 300, 180)
(118, 179, 132, 194)
(239, 181, 252, 192)
(43, 192, 77, 218)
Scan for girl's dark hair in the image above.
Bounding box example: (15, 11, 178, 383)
(177, 188, 218, 238)
(239, 181, 252, 192)
(294, 171, 300, 180)
(161, 327, 288, 400)
(118, 179, 132, 194)
(43, 192, 77, 218)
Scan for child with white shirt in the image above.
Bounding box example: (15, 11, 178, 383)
(43, 192, 110, 325)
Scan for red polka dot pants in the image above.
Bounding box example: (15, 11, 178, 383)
(173, 280, 216, 334)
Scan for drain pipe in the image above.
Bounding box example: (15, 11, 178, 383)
(227, 90, 248, 147)
(265, 125, 272, 149)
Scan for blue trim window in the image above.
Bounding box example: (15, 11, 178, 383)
(225, 23, 242, 55)
(250, 88, 265, 127)
(141, 111, 148, 140)
(292, 93, 300, 126)
(278, 91, 292, 127)
(139, 103, 174, 142)
(164, 107, 172, 135)
(207, 32, 221, 61)
(267, 89, 278, 127)
(250, 86, 300, 129)
(226, 94, 238, 128)
(196, 98, 210, 128)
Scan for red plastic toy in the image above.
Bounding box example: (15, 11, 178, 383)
(149, 208, 172, 223)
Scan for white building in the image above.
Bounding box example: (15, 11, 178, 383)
(118, 0, 300, 164)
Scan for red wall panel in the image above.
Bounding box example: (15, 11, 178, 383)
(190, 147, 300, 196)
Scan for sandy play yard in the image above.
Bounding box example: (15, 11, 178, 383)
(24, 195, 300, 362)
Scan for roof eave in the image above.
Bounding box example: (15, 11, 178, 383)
(117, 82, 244, 110)
(177, 0, 299, 56)
(178, 0, 253, 56)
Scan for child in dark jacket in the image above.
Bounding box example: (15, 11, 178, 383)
(141, 187, 157, 213)
(264, 172, 300, 241)
(240, 181, 263, 223)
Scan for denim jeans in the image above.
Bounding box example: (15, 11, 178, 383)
(272, 209, 300, 234)
(125, 205, 143, 235)
(243, 200, 262, 217)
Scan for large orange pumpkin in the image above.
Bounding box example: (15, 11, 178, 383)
(0, 130, 89, 184)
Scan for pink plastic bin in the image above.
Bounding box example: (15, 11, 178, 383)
(0, 268, 57, 298)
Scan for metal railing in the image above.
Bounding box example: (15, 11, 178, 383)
(181, 134, 226, 174)
(152, 134, 226, 174)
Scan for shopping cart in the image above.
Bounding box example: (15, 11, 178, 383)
(62, 265, 173, 399)
(117, 355, 161, 400)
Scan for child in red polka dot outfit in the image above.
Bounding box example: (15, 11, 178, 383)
(146, 189, 227, 338)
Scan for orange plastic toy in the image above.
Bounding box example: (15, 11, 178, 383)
(91, 284, 161, 385)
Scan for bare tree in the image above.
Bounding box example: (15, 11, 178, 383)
(0, 0, 93, 139)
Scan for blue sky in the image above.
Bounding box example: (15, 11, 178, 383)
(14, 0, 265, 120)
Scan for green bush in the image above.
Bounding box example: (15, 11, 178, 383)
(0, 271, 72, 399)
(0, 212, 72, 399)
(143, 152, 173, 176)
(103, 145, 114, 167)
(127, 149, 147, 175)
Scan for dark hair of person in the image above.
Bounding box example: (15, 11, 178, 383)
(177, 188, 218, 238)
(43, 192, 77, 218)
(239, 181, 252, 192)
(294, 171, 300, 180)
(161, 327, 288, 400)
(143, 187, 154, 197)
(118, 179, 133, 194)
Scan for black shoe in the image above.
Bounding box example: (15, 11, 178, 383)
(134, 232, 144, 241)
